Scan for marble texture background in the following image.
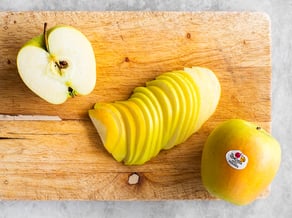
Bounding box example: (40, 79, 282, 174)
(0, 0, 291, 217)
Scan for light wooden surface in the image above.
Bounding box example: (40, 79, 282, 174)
(0, 11, 271, 200)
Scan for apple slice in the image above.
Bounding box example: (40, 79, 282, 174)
(146, 85, 173, 149)
(184, 67, 221, 132)
(89, 103, 126, 162)
(160, 72, 197, 143)
(146, 79, 180, 150)
(117, 100, 147, 165)
(133, 87, 166, 150)
(157, 73, 193, 144)
(129, 97, 154, 164)
(112, 102, 136, 165)
(17, 24, 96, 104)
(156, 75, 187, 147)
(130, 92, 162, 160)
(176, 70, 201, 134)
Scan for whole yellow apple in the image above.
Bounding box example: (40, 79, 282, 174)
(201, 119, 281, 205)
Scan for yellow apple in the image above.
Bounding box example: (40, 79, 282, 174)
(201, 119, 281, 205)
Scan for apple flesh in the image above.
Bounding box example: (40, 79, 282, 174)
(201, 119, 281, 205)
(17, 24, 96, 104)
(89, 67, 221, 165)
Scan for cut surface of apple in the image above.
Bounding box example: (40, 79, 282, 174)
(89, 67, 221, 165)
(89, 103, 126, 162)
(184, 67, 221, 131)
(17, 24, 96, 104)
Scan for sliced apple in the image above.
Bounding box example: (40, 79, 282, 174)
(146, 85, 173, 148)
(117, 100, 147, 165)
(112, 102, 136, 165)
(157, 72, 193, 144)
(156, 75, 187, 147)
(176, 70, 201, 134)
(130, 92, 162, 160)
(133, 87, 166, 150)
(17, 24, 96, 104)
(160, 72, 196, 143)
(89, 103, 126, 162)
(89, 66, 221, 165)
(146, 79, 180, 150)
(184, 67, 221, 132)
(129, 97, 154, 165)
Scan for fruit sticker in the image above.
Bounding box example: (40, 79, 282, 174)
(225, 150, 248, 170)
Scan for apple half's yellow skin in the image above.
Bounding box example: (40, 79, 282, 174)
(17, 25, 96, 104)
(201, 119, 281, 205)
(89, 67, 221, 165)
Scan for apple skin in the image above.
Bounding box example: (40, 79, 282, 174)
(201, 119, 281, 205)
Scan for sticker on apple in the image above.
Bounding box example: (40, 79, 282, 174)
(226, 150, 248, 170)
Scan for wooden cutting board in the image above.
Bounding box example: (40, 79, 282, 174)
(0, 11, 271, 200)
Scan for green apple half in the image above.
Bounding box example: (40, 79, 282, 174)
(17, 24, 96, 104)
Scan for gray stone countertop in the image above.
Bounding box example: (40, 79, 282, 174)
(0, 0, 291, 217)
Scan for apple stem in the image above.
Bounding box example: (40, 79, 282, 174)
(43, 23, 68, 75)
(43, 22, 49, 52)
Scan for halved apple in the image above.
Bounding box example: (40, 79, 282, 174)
(17, 24, 96, 104)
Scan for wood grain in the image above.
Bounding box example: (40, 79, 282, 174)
(0, 11, 271, 200)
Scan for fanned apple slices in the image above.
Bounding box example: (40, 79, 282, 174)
(89, 67, 221, 165)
